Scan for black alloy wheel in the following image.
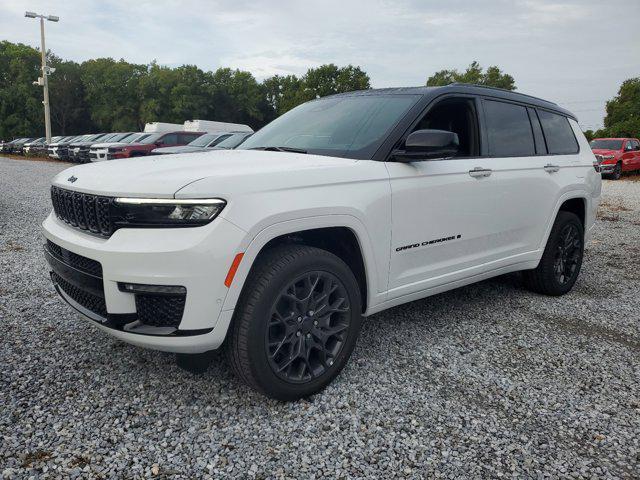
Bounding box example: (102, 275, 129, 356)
(266, 271, 351, 383)
(553, 223, 582, 285)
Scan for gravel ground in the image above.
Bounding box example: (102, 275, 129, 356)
(1, 157, 639, 479)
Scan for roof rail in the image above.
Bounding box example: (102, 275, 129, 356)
(448, 83, 559, 106)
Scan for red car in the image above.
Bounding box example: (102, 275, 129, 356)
(590, 137, 640, 179)
(106, 131, 204, 160)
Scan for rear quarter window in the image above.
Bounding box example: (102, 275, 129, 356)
(483, 100, 535, 157)
(537, 110, 579, 155)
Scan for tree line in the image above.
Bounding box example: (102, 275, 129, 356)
(1, 40, 636, 141)
(0, 41, 371, 139)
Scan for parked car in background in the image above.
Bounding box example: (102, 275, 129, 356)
(149, 132, 234, 155)
(68, 133, 118, 163)
(1, 137, 30, 153)
(19, 137, 44, 155)
(106, 131, 204, 159)
(89, 133, 153, 162)
(211, 132, 253, 150)
(43, 84, 601, 400)
(49, 135, 86, 161)
(27, 136, 65, 157)
(590, 137, 640, 179)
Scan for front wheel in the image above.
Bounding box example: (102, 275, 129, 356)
(523, 211, 584, 296)
(227, 245, 362, 401)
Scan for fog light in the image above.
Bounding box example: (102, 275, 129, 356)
(118, 283, 186, 295)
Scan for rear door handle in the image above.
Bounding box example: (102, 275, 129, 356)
(469, 167, 492, 178)
(544, 164, 560, 173)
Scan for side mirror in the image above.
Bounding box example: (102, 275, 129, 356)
(392, 129, 459, 162)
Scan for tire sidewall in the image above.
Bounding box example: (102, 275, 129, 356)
(245, 249, 362, 400)
(543, 212, 584, 295)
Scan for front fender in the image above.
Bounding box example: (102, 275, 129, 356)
(220, 214, 386, 319)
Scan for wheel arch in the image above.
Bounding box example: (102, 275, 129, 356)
(220, 215, 380, 317)
(539, 192, 589, 254)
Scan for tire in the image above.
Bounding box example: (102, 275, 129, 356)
(226, 244, 362, 401)
(612, 162, 622, 180)
(523, 211, 584, 296)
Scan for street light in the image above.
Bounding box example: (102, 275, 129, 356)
(24, 11, 60, 143)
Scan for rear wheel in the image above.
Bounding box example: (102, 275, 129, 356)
(227, 245, 362, 401)
(523, 211, 584, 296)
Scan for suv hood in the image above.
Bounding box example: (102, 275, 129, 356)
(592, 149, 619, 156)
(51, 150, 366, 197)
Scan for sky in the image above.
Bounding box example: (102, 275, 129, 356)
(2, 0, 639, 130)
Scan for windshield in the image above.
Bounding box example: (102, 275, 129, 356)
(107, 132, 132, 142)
(240, 94, 420, 159)
(590, 139, 623, 150)
(188, 133, 220, 147)
(138, 133, 162, 144)
(215, 133, 252, 149)
(123, 133, 149, 143)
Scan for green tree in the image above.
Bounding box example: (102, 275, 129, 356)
(0, 41, 43, 139)
(301, 64, 370, 100)
(583, 129, 595, 142)
(48, 57, 92, 135)
(138, 62, 180, 124)
(210, 68, 272, 127)
(81, 58, 146, 131)
(262, 74, 303, 117)
(602, 78, 640, 138)
(426, 61, 516, 90)
(262, 64, 371, 118)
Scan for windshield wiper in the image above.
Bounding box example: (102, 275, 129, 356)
(249, 146, 308, 154)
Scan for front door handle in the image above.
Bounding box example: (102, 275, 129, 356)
(544, 164, 560, 173)
(469, 167, 492, 178)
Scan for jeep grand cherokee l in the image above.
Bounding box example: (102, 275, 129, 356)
(42, 84, 601, 400)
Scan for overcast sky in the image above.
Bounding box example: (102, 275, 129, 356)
(3, 0, 639, 129)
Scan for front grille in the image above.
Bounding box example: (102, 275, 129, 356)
(89, 152, 98, 159)
(135, 294, 186, 328)
(52, 272, 107, 317)
(46, 240, 102, 277)
(51, 186, 114, 236)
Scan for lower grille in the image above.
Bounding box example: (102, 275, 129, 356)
(52, 272, 107, 317)
(135, 294, 186, 328)
(46, 240, 102, 277)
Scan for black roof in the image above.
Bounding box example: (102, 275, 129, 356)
(330, 84, 577, 121)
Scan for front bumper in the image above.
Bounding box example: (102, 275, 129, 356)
(599, 162, 617, 174)
(90, 148, 110, 162)
(42, 212, 247, 353)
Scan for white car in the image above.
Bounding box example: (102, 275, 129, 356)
(43, 85, 601, 400)
(89, 133, 152, 162)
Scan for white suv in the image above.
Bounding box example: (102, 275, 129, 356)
(43, 85, 601, 400)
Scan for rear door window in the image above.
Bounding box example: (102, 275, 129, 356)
(483, 100, 535, 157)
(537, 110, 579, 155)
(527, 107, 547, 155)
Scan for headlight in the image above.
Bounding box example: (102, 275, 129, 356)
(602, 154, 615, 159)
(112, 198, 226, 227)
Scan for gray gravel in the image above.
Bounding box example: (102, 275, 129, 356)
(1, 156, 639, 479)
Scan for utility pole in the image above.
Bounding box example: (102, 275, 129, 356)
(25, 11, 59, 143)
